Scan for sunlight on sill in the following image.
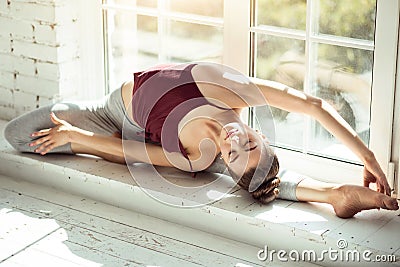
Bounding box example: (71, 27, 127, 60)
(206, 189, 238, 200)
(0, 208, 102, 267)
(253, 205, 327, 224)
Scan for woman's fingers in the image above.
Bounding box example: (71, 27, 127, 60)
(40, 143, 56, 155)
(31, 128, 51, 137)
(378, 183, 383, 194)
(29, 135, 50, 147)
(381, 182, 391, 196)
(35, 140, 55, 155)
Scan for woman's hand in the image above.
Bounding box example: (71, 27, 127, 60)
(29, 113, 75, 155)
(363, 155, 391, 196)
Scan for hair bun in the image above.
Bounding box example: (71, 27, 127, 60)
(251, 177, 280, 204)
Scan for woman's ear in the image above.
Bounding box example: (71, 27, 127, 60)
(255, 129, 267, 141)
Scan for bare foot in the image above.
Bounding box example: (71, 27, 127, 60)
(331, 184, 399, 218)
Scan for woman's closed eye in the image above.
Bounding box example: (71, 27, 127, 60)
(228, 141, 258, 163)
(244, 140, 257, 151)
(228, 150, 238, 163)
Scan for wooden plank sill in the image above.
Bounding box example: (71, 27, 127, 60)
(0, 120, 399, 266)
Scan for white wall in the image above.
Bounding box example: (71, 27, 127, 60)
(0, 0, 104, 121)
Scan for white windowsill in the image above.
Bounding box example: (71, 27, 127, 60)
(0, 120, 399, 266)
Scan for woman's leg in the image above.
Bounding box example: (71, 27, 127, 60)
(4, 103, 78, 154)
(295, 176, 399, 218)
(4, 88, 127, 154)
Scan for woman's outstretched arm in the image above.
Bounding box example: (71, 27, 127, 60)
(251, 77, 391, 196)
(29, 113, 194, 171)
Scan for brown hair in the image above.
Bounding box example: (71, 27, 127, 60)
(227, 145, 280, 204)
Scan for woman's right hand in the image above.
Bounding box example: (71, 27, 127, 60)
(29, 113, 76, 155)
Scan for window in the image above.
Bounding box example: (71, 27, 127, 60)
(248, 0, 399, 184)
(102, 0, 224, 91)
(101, 0, 399, 186)
(252, 0, 375, 163)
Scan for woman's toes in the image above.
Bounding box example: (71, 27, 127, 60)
(374, 194, 398, 211)
(382, 197, 399, 210)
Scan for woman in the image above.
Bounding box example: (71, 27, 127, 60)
(4, 62, 398, 218)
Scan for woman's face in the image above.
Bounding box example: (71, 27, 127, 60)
(219, 122, 265, 177)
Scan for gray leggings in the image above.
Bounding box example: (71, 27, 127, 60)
(4, 87, 143, 154)
(3, 87, 303, 201)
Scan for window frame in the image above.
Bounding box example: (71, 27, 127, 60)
(99, 0, 400, 189)
(243, 0, 399, 186)
(101, 0, 224, 93)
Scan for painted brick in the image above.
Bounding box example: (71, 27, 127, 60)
(13, 0, 67, 7)
(1, 0, 89, 120)
(15, 74, 59, 97)
(0, 71, 14, 89)
(13, 90, 54, 116)
(0, 16, 33, 41)
(13, 40, 58, 62)
(38, 94, 52, 107)
(13, 56, 36, 76)
(33, 23, 57, 45)
(36, 60, 77, 80)
(0, 54, 36, 76)
(10, 2, 56, 23)
(0, 106, 16, 120)
(34, 22, 79, 45)
(0, 37, 10, 53)
(0, 86, 13, 105)
(35, 60, 59, 80)
(13, 39, 79, 63)
(13, 90, 37, 114)
(0, 0, 9, 15)
(0, 53, 13, 72)
(10, 1, 78, 25)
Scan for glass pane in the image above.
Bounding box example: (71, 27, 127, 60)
(106, 11, 158, 89)
(169, 0, 223, 18)
(256, 0, 307, 30)
(309, 44, 373, 161)
(105, 0, 157, 8)
(164, 20, 223, 63)
(254, 34, 305, 149)
(317, 0, 376, 40)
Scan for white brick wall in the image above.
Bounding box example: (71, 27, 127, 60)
(0, 0, 82, 120)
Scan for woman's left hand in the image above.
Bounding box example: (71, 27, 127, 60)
(29, 113, 75, 155)
(363, 156, 391, 196)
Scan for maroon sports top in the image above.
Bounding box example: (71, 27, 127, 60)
(131, 63, 226, 170)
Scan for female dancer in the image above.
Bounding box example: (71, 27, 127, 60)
(4, 62, 398, 218)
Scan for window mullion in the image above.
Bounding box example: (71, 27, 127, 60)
(303, 0, 316, 155)
(157, 0, 168, 62)
(370, 0, 399, 186)
(222, 0, 250, 73)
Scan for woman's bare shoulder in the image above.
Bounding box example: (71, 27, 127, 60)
(191, 64, 267, 108)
